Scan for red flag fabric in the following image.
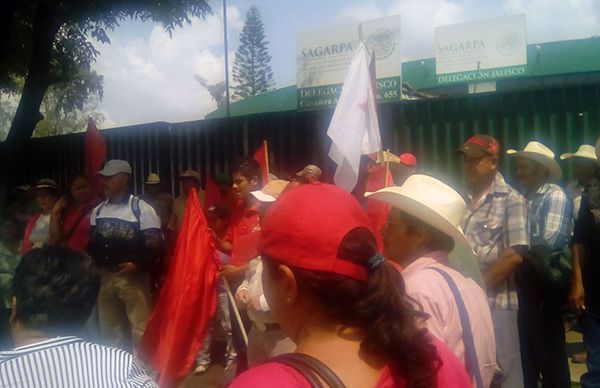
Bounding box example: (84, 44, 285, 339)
(84, 118, 106, 193)
(140, 188, 218, 387)
(253, 141, 269, 185)
(230, 230, 261, 266)
(365, 163, 394, 250)
(204, 175, 224, 210)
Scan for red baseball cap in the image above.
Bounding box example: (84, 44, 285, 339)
(258, 183, 374, 282)
(458, 135, 501, 157)
(399, 153, 417, 166)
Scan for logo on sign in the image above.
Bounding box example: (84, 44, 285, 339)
(497, 30, 522, 56)
(367, 29, 395, 60)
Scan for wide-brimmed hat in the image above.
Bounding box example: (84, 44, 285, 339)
(251, 179, 289, 203)
(560, 144, 597, 161)
(179, 169, 200, 181)
(506, 141, 562, 180)
(145, 173, 161, 185)
(365, 174, 471, 250)
(35, 179, 58, 191)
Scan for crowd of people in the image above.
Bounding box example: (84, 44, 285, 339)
(0, 134, 598, 388)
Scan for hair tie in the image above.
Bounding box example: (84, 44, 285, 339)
(368, 253, 385, 273)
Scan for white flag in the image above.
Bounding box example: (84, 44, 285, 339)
(327, 41, 382, 192)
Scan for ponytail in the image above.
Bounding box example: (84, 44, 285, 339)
(264, 227, 440, 387)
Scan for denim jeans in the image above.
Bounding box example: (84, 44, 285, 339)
(195, 279, 237, 367)
(581, 310, 600, 388)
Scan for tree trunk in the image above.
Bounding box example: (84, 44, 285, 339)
(0, 0, 63, 208)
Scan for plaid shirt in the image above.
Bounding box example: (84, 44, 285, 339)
(529, 183, 572, 251)
(463, 173, 529, 310)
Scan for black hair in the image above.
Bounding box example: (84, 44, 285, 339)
(0, 215, 23, 241)
(231, 157, 262, 187)
(264, 227, 440, 387)
(12, 246, 100, 335)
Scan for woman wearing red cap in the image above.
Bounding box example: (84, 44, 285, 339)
(230, 183, 470, 388)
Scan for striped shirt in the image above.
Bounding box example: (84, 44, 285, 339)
(0, 336, 158, 387)
(529, 183, 572, 251)
(463, 173, 529, 310)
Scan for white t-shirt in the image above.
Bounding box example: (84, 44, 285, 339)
(30, 214, 51, 248)
(91, 195, 161, 230)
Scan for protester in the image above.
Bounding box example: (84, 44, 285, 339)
(168, 169, 203, 234)
(142, 172, 174, 296)
(561, 144, 598, 218)
(235, 179, 295, 367)
(221, 157, 262, 284)
(390, 152, 417, 185)
(569, 138, 600, 388)
(142, 172, 174, 230)
(48, 173, 101, 252)
(0, 217, 21, 349)
(0, 245, 157, 387)
(87, 159, 164, 351)
(459, 135, 529, 388)
(193, 204, 237, 375)
(5, 185, 38, 232)
(368, 174, 496, 387)
(22, 179, 59, 254)
(507, 141, 572, 388)
(231, 183, 471, 387)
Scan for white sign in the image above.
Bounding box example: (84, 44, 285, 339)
(435, 14, 527, 78)
(296, 15, 401, 110)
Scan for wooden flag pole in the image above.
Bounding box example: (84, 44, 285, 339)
(264, 140, 270, 182)
(385, 149, 391, 187)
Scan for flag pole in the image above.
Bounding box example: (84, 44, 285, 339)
(264, 140, 270, 182)
(222, 0, 231, 117)
(385, 149, 390, 188)
(224, 279, 248, 346)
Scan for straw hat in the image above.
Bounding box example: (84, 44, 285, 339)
(506, 141, 562, 180)
(560, 144, 597, 161)
(365, 174, 470, 249)
(145, 173, 161, 185)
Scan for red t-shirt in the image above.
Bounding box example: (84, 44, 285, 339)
(230, 336, 470, 388)
(227, 202, 260, 266)
(62, 198, 101, 252)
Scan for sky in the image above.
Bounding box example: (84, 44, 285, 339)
(92, 0, 600, 128)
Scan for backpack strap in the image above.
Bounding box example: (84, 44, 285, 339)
(272, 353, 346, 388)
(427, 266, 485, 388)
(131, 195, 142, 224)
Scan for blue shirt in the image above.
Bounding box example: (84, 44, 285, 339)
(528, 183, 572, 251)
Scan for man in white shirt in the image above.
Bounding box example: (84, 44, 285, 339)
(87, 160, 164, 352)
(0, 245, 157, 387)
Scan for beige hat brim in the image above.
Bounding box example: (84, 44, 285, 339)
(506, 150, 563, 180)
(560, 152, 597, 161)
(365, 188, 472, 250)
(251, 190, 276, 203)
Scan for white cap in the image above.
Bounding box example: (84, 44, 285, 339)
(98, 160, 132, 176)
(250, 180, 289, 203)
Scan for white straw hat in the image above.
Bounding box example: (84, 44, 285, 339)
(365, 174, 471, 250)
(560, 144, 597, 161)
(506, 141, 562, 180)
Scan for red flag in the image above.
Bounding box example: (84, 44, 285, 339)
(366, 163, 394, 250)
(253, 140, 269, 185)
(84, 118, 106, 193)
(230, 230, 261, 266)
(140, 188, 218, 387)
(204, 175, 224, 210)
